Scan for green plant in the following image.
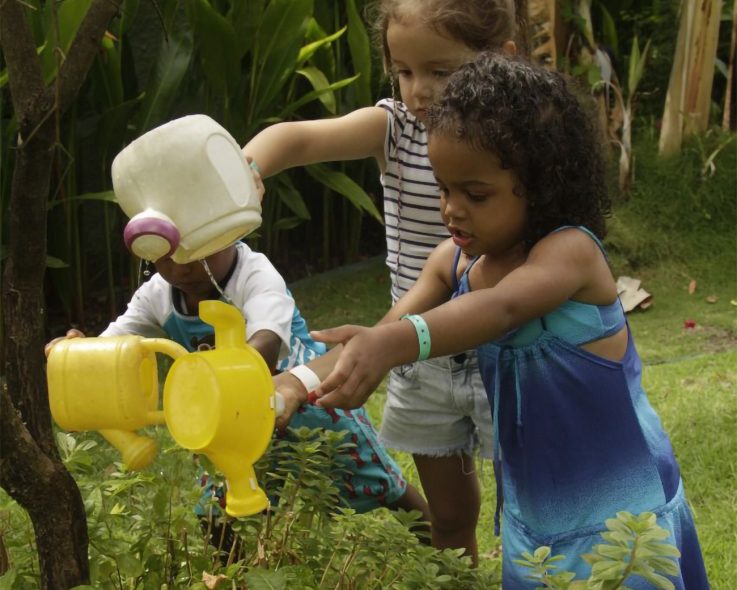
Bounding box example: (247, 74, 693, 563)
(515, 512, 682, 590)
(1, 0, 381, 331)
(0, 425, 498, 589)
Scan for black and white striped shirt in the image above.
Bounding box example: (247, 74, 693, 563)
(377, 98, 449, 302)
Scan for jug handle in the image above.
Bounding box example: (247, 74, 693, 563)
(140, 337, 189, 360)
(139, 338, 189, 424)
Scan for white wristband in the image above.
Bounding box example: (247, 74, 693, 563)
(288, 364, 321, 393)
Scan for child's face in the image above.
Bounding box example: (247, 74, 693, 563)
(154, 247, 236, 299)
(386, 17, 476, 122)
(429, 133, 527, 258)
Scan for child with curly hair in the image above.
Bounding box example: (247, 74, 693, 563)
(309, 53, 710, 588)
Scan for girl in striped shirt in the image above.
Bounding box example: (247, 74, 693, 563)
(244, 0, 526, 563)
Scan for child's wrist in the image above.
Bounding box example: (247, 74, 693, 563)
(287, 364, 321, 399)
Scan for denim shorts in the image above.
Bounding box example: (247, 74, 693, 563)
(379, 350, 493, 458)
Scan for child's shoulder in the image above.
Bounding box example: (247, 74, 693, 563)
(230, 242, 288, 292)
(532, 226, 606, 261)
(375, 98, 416, 127)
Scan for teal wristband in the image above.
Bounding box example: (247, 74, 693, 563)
(249, 160, 262, 175)
(401, 314, 431, 361)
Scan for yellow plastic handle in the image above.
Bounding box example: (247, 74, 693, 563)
(140, 338, 188, 360)
(139, 338, 188, 424)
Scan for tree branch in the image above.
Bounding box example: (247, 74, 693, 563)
(0, 0, 47, 123)
(54, 0, 122, 114)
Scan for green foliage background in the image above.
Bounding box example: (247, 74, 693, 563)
(1, 0, 735, 588)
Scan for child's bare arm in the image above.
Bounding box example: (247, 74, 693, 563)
(247, 329, 283, 370)
(242, 107, 388, 177)
(314, 230, 608, 408)
(271, 345, 343, 431)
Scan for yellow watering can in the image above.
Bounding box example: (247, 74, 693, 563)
(47, 335, 187, 470)
(47, 300, 280, 517)
(164, 300, 277, 517)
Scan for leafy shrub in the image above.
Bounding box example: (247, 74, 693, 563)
(0, 427, 499, 589)
(516, 512, 682, 590)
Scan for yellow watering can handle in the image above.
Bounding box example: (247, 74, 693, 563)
(139, 338, 189, 425)
(140, 338, 189, 359)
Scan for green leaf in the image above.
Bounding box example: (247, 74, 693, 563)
(192, 0, 240, 96)
(591, 559, 626, 580)
(109, 502, 127, 515)
(297, 66, 335, 113)
(135, 27, 193, 132)
(606, 515, 634, 534)
(647, 557, 681, 576)
(0, 568, 17, 590)
(278, 74, 359, 119)
(598, 3, 619, 58)
(229, 1, 264, 59)
(244, 568, 288, 589)
(297, 26, 347, 65)
(273, 216, 305, 230)
(643, 543, 681, 558)
(115, 552, 144, 578)
(627, 36, 644, 96)
(600, 530, 632, 546)
(274, 177, 311, 219)
(592, 543, 630, 560)
(305, 163, 382, 222)
(39, 0, 93, 84)
(638, 526, 673, 543)
(250, 0, 313, 120)
(640, 571, 676, 590)
(346, 0, 372, 106)
(46, 255, 70, 269)
(48, 190, 117, 210)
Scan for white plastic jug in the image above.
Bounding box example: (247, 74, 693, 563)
(111, 115, 262, 263)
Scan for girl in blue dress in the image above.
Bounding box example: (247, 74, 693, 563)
(305, 53, 710, 588)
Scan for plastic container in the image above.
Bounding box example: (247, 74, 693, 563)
(47, 335, 187, 469)
(111, 114, 262, 263)
(164, 300, 277, 517)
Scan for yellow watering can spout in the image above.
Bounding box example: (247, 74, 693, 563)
(99, 429, 158, 471)
(199, 299, 245, 349)
(164, 300, 276, 517)
(209, 451, 269, 516)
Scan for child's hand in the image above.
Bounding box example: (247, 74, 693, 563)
(44, 329, 85, 358)
(245, 156, 265, 202)
(311, 325, 390, 409)
(273, 371, 309, 432)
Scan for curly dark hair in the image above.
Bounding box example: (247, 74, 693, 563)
(426, 52, 611, 247)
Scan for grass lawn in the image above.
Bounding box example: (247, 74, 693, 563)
(289, 248, 737, 588)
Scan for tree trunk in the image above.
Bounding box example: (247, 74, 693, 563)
(528, 0, 563, 68)
(723, 0, 737, 131)
(0, 1, 121, 587)
(659, 0, 723, 155)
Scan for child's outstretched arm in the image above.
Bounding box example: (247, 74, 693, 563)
(315, 229, 614, 408)
(273, 238, 459, 421)
(242, 107, 388, 178)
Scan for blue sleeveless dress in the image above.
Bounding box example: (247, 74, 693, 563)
(451, 228, 709, 589)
